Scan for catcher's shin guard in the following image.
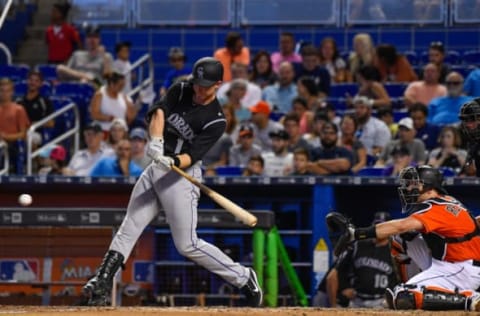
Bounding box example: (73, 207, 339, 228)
(83, 250, 124, 306)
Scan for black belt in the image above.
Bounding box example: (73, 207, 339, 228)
(473, 260, 480, 267)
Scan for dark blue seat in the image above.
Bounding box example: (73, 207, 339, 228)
(384, 83, 408, 98)
(393, 109, 409, 121)
(326, 97, 347, 111)
(215, 166, 243, 176)
(36, 64, 58, 81)
(445, 51, 461, 65)
(403, 51, 418, 65)
(55, 83, 95, 125)
(14, 80, 52, 97)
(356, 167, 386, 176)
(0, 64, 30, 81)
(463, 50, 480, 66)
(439, 167, 456, 177)
(329, 83, 358, 98)
(269, 111, 285, 122)
(420, 51, 429, 65)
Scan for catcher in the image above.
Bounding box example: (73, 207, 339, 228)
(326, 165, 480, 311)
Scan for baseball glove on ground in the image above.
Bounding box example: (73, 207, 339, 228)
(325, 212, 355, 257)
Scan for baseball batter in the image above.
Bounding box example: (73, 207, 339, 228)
(83, 57, 262, 307)
(327, 165, 480, 311)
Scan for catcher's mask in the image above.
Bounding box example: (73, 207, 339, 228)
(398, 165, 447, 214)
(459, 98, 480, 142)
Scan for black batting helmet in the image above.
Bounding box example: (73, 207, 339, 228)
(459, 98, 480, 141)
(192, 57, 223, 87)
(398, 165, 447, 214)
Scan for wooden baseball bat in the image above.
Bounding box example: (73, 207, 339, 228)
(171, 165, 258, 227)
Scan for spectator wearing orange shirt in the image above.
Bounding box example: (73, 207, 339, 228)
(45, 2, 81, 64)
(214, 32, 250, 82)
(376, 44, 417, 83)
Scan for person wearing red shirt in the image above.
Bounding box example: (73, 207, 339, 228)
(45, 2, 81, 64)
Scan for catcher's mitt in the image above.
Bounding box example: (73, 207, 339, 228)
(325, 212, 355, 257)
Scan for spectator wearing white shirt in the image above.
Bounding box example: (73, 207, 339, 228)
(217, 63, 262, 109)
(262, 129, 294, 176)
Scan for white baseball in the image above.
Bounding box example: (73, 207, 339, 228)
(18, 194, 32, 206)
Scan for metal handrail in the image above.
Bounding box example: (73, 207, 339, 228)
(0, 0, 12, 30)
(0, 140, 9, 175)
(127, 53, 154, 98)
(26, 102, 80, 175)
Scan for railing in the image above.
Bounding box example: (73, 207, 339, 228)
(70, 0, 130, 26)
(0, 141, 9, 175)
(0, 0, 13, 64)
(127, 53, 154, 98)
(26, 102, 80, 175)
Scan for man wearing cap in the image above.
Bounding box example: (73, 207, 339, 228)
(375, 117, 427, 167)
(353, 95, 391, 156)
(160, 47, 192, 97)
(250, 100, 283, 152)
(229, 124, 262, 167)
(57, 25, 113, 84)
(129, 127, 151, 169)
(261, 129, 294, 176)
(39, 145, 69, 176)
(64, 122, 114, 176)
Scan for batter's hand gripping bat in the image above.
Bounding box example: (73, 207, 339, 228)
(171, 165, 258, 227)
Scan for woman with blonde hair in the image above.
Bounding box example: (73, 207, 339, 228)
(348, 33, 376, 81)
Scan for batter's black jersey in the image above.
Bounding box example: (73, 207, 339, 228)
(146, 81, 226, 164)
(336, 240, 397, 300)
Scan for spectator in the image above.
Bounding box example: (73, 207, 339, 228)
(403, 63, 447, 108)
(348, 33, 376, 82)
(222, 79, 249, 122)
(107, 118, 128, 150)
(90, 72, 138, 133)
(428, 72, 473, 125)
(45, 2, 80, 64)
(381, 145, 415, 176)
(292, 147, 312, 175)
(292, 97, 314, 134)
(229, 124, 262, 167)
(160, 47, 191, 97)
(242, 155, 264, 176)
(261, 129, 293, 176)
(129, 127, 151, 170)
(464, 68, 480, 97)
(353, 96, 391, 156)
(271, 32, 302, 74)
(262, 61, 297, 114)
(283, 113, 311, 153)
(250, 50, 277, 89)
(427, 126, 467, 174)
(217, 63, 262, 109)
(319, 37, 348, 83)
(297, 76, 324, 111)
(376, 117, 427, 166)
(349, 65, 391, 109)
(57, 25, 113, 85)
(202, 128, 233, 171)
(377, 106, 398, 139)
(338, 114, 367, 173)
(64, 122, 114, 176)
(308, 122, 353, 176)
(425, 41, 450, 84)
(36, 145, 55, 175)
(303, 110, 329, 148)
(324, 102, 341, 129)
(214, 32, 250, 82)
(409, 102, 440, 151)
(112, 41, 132, 94)
(16, 71, 54, 128)
(90, 139, 142, 177)
(375, 44, 417, 82)
(0, 78, 30, 171)
(222, 103, 240, 141)
(38, 145, 68, 175)
(249, 101, 283, 152)
(293, 45, 331, 97)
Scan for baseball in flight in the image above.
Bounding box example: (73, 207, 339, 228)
(18, 194, 33, 206)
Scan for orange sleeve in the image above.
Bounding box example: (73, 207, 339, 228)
(397, 56, 417, 82)
(239, 47, 250, 65)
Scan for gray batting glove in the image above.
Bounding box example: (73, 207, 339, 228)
(154, 155, 174, 171)
(147, 137, 164, 161)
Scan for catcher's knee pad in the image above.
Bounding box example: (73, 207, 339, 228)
(385, 284, 420, 310)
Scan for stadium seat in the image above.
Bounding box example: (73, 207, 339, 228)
(420, 51, 429, 65)
(329, 83, 358, 98)
(356, 167, 386, 176)
(326, 97, 347, 111)
(393, 109, 409, 121)
(384, 83, 408, 98)
(14, 81, 52, 97)
(439, 167, 456, 177)
(463, 50, 480, 66)
(36, 64, 58, 81)
(445, 50, 461, 65)
(403, 51, 418, 65)
(450, 65, 472, 78)
(0, 64, 30, 81)
(270, 111, 285, 122)
(366, 154, 378, 166)
(215, 166, 243, 176)
(55, 83, 96, 125)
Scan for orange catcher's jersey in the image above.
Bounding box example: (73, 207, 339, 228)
(410, 195, 480, 262)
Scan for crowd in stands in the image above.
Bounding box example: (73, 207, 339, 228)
(2, 2, 480, 177)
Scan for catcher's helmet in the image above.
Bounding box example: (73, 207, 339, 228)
(398, 165, 447, 214)
(192, 57, 223, 87)
(459, 98, 480, 141)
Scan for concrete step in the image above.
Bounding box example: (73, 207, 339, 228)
(25, 26, 46, 40)
(32, 12, 51, 26)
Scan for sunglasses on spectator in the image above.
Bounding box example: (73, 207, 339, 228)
(430, 41, 444, 48)
(446, 81, 462, 86)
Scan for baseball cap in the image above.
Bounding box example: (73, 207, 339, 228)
(250, 101, 271, 115)
(84, 121, 102, 133)
(269, 129, 289, 140)
(391, 145, 410, 157)
(110, 118, 128, 132)
(129, 127, 148, 141)
(353, 95, 373, 107)
(398, 117, 414, 130)
(192, 57, 223, 87)
(239, 124, 254, 137)
(168, 47, 185, 58)
(38, 145, 55, 158)
(50, 145, 66, 162)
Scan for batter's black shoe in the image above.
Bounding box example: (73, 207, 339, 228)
(241, 268, 263, 307)
(83, 250, 124, 306)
